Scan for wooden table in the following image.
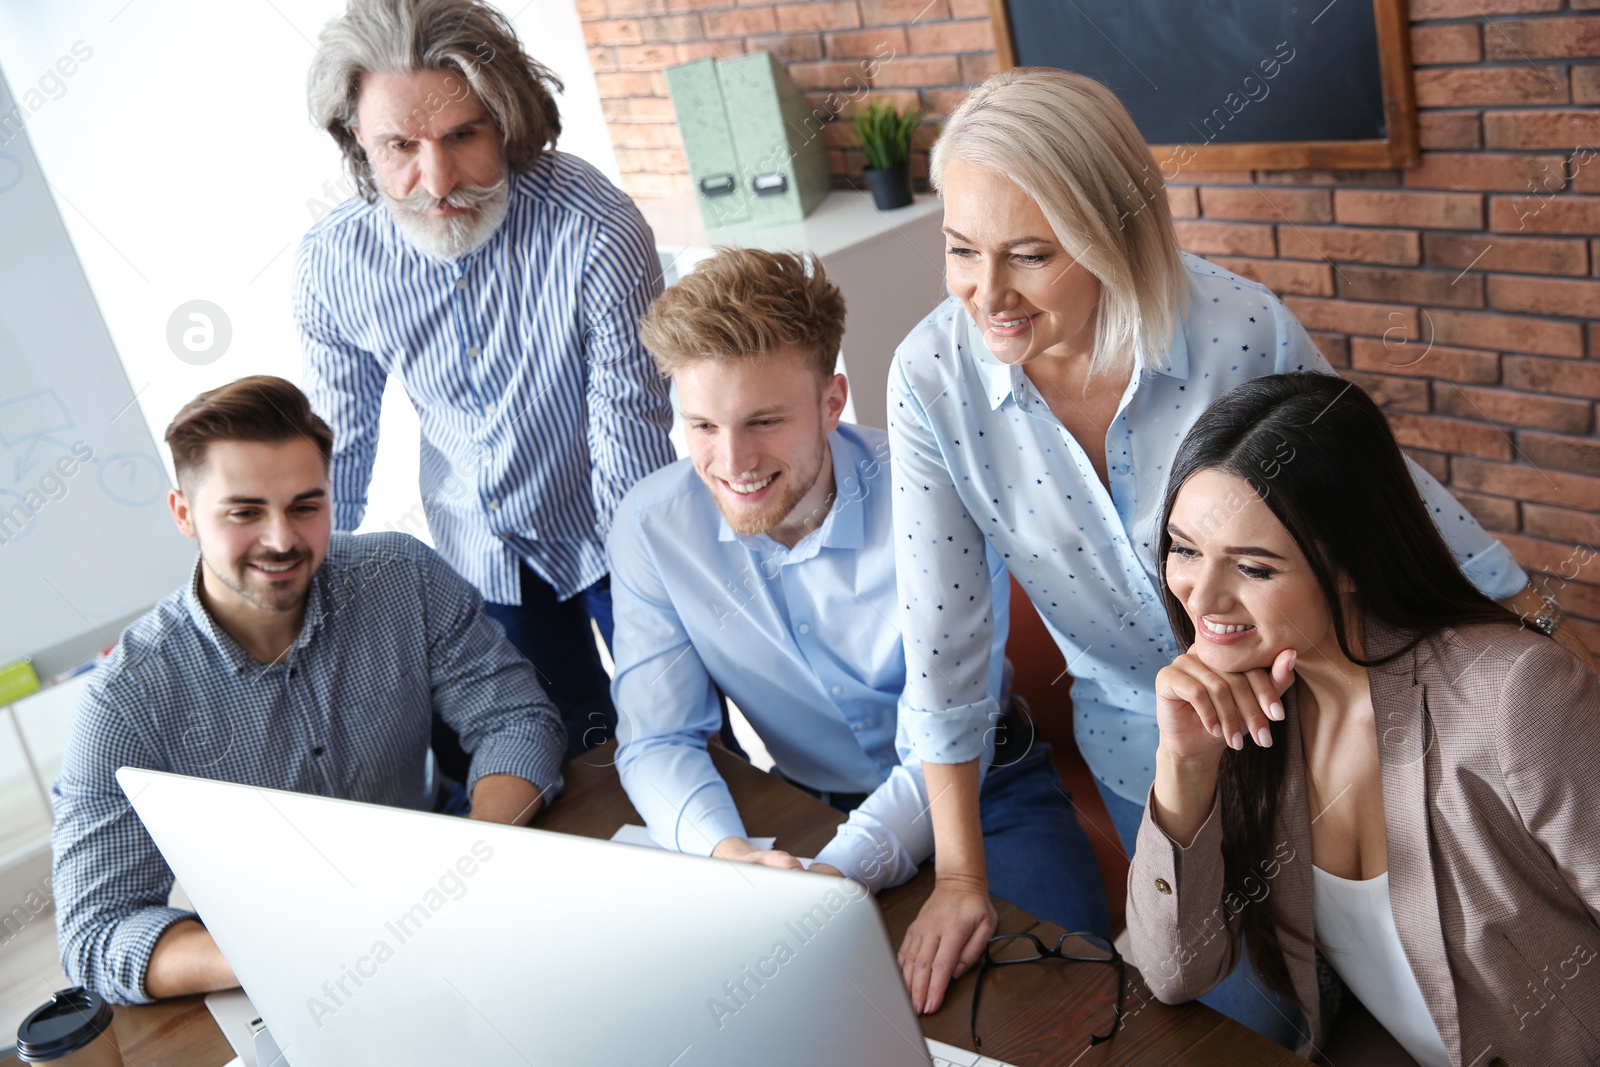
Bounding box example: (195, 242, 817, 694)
(35, 745, 1300, 1066)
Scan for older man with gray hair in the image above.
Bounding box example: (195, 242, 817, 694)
(295, 0, 674, 774)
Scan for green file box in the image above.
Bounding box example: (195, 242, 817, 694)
(665, 58, 752, 229)
(716, 51, 833, 227)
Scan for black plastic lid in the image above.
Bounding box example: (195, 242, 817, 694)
(15, 988, 113, 1061)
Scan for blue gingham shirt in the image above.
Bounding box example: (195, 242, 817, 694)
(610, 425, 1009, 891)
(50, 532, 565, 1004)
(295, 151, 676, 604)
(890, 253, 1528, 803)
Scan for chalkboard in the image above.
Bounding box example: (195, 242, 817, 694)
(988, 0, 1419, 170)
(0, 68, 194, 682)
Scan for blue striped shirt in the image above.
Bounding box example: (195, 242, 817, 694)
(294, 151, 676, 604)
(50, 532, 566, 1004)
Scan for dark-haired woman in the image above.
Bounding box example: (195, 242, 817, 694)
(1129, 372, 1600, 1065)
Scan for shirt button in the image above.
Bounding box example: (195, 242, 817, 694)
(831, 685, 842, 695)
(483, 402, 494, 416)
(467, 345, 480, 357)
(312, 746, 325, 757)
(487, 500, 500, 511)
(798, 623, 810, 634)
(852, 722, 864, 732)
(1154, 878, 1172, 895)
(456, 278, 468, 290)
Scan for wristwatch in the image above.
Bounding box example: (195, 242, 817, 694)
(1528, 588, 1563, 637)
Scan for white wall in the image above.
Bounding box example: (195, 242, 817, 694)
(0, 0, 616, 542)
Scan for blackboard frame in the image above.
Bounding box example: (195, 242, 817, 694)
(986, 0, 1421, 171)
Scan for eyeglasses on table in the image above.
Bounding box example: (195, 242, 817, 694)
(970, 930, 1125, 1052)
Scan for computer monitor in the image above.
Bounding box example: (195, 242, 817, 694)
(117, 768, 934, 1066)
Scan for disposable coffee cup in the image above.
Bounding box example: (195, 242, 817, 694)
(15, 987, 120, 1066)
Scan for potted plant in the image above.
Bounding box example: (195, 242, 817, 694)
(853, 99, 926, 211)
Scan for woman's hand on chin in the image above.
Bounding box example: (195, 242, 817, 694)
(1155, 646, 1297, 759)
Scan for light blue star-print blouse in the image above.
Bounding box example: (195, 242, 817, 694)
(888, 253, 1528, 804)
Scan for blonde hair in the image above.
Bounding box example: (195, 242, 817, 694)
(931, 68, 1186, 379)
(641, 248, 847, 381)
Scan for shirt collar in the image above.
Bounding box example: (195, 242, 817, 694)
(181, 556, 332, 674)
(716, 428, 865, 562)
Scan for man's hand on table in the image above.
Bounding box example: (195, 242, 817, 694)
(712, 836, 842, 878)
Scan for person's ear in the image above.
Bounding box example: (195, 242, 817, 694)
(168, 487, 197, 540)
(820, 372, 848, 431)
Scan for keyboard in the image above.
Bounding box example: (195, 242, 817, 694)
(925, 1036, 1018, 1066)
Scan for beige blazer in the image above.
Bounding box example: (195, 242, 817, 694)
(1127, 621, 1600, 1066)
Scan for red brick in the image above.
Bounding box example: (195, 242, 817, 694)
(1553, 579, 1600, 628)
(619, 172, 678, 197)
(1208, 256, 1333, 296)
(1454, 457, 1600, 510)
(1415, 67, 1568, 107)
(1591, 322, 1600, 354)
(1283, 297, 1418, 339)
(1405, 447, 1452, 482)
(1166, 185, 1199, 219)
(1419, 112, 1482, 150)
(1253, 169, 1400, 187)
(1404, 152, 1568, 193)
(1484, 110, 1600, 150)
(606, 0, 666, 12)
(1452, 489, 1521, 533)
(594, 71, 661, 97)
(1580, 162, 1600, 196)
(1410, 23, 1482, 65)
(639, 14, 702, 40)
(1337, 265, 1485, 308)
(1575, 66, 1600, 105)
(907, 19, 992, 53)
(775, 2, 860, 32)
(1342, 369, 1430, 411)
(875, 56, 962, 88)
(589, 45, 618, 72)
(960, 54, 997, 82)
(584, 19, 644, 45)
(1385, 411, 1514, 460)
(575, 0, 606, 19)
(1522, 505, 1600, 548)
(948, 0, 986, 13)
(1423, 233, 1590, 277)
(1429, 309, 1584, 357)
(786, 60, 873, 90)
(918, 88, 968, 116)
(1485, 17, 1600, 60)
(1335, 190, 1483, 230)
(745, 33, 824, 62)
(1566, 616, 1600, 656)
(675, 40, 740, 62)
(702, 7, 778, 37)
(1489, 274, 1600, 317)
(1436, 383, 1593, 433)
(1502, 532, 1600, 578)
(1310, 331, 1350, 367)
(610, 122, 682, 148)
(1276, 225, 1420, 266)
(1199, 186, 1332, 223)
(861, 0, 948, 23)
(1350, 337, 1500, 383)
(825, 27, 907, 58)
(626, 97, 678, 121)
(1410, 0, 1559, 13)
(1519, 429, 1600, 475)
(1504, 354, 1600, 398)
(1173, 220, 1276, 256)
(1491, 194, 1600, 234)
(1161, 169, 1253, 186)
(616, 42, 678, 70)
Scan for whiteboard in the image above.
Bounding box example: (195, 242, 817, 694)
(0, 67, 194, 677)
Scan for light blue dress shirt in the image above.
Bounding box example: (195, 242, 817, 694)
(295, 151, 676, 604)
(609, 424, 1009, 890)
(889, 253, 1528, 804)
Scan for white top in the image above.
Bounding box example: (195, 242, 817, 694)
(1312, 865, 1452, 1067)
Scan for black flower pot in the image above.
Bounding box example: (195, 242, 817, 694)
(863, 164, 914, 211)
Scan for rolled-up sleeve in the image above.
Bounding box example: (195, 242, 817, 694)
(888, 350, 1000, 764)
(1271, 301, 1527, 602)
(609, 497, 746, 855)
(419, 551, 566, 798)
(50, 675, 196, 1005)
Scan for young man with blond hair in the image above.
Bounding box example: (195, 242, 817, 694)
(609, 249, 1110, 960)
(51, 376, 564, 1005)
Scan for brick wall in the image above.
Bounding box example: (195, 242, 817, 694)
(576, 0, 1600, 651)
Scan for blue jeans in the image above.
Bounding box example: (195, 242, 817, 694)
(1096, 782, 1308, 1050)
(804, 743, 1112, 935)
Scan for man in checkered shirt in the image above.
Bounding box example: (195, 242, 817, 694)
(50, 376, 565, 1004)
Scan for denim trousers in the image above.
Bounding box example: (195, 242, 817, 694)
(1095, 781, 1308, 1050)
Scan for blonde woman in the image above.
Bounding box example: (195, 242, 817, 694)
(885, 68, 1589, 1040)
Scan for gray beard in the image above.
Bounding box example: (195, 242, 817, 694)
(385, 178, 510, 261)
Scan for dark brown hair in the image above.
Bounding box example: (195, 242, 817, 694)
(1156, 372, 1519, 1006)
(165, 376, 334, 486)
